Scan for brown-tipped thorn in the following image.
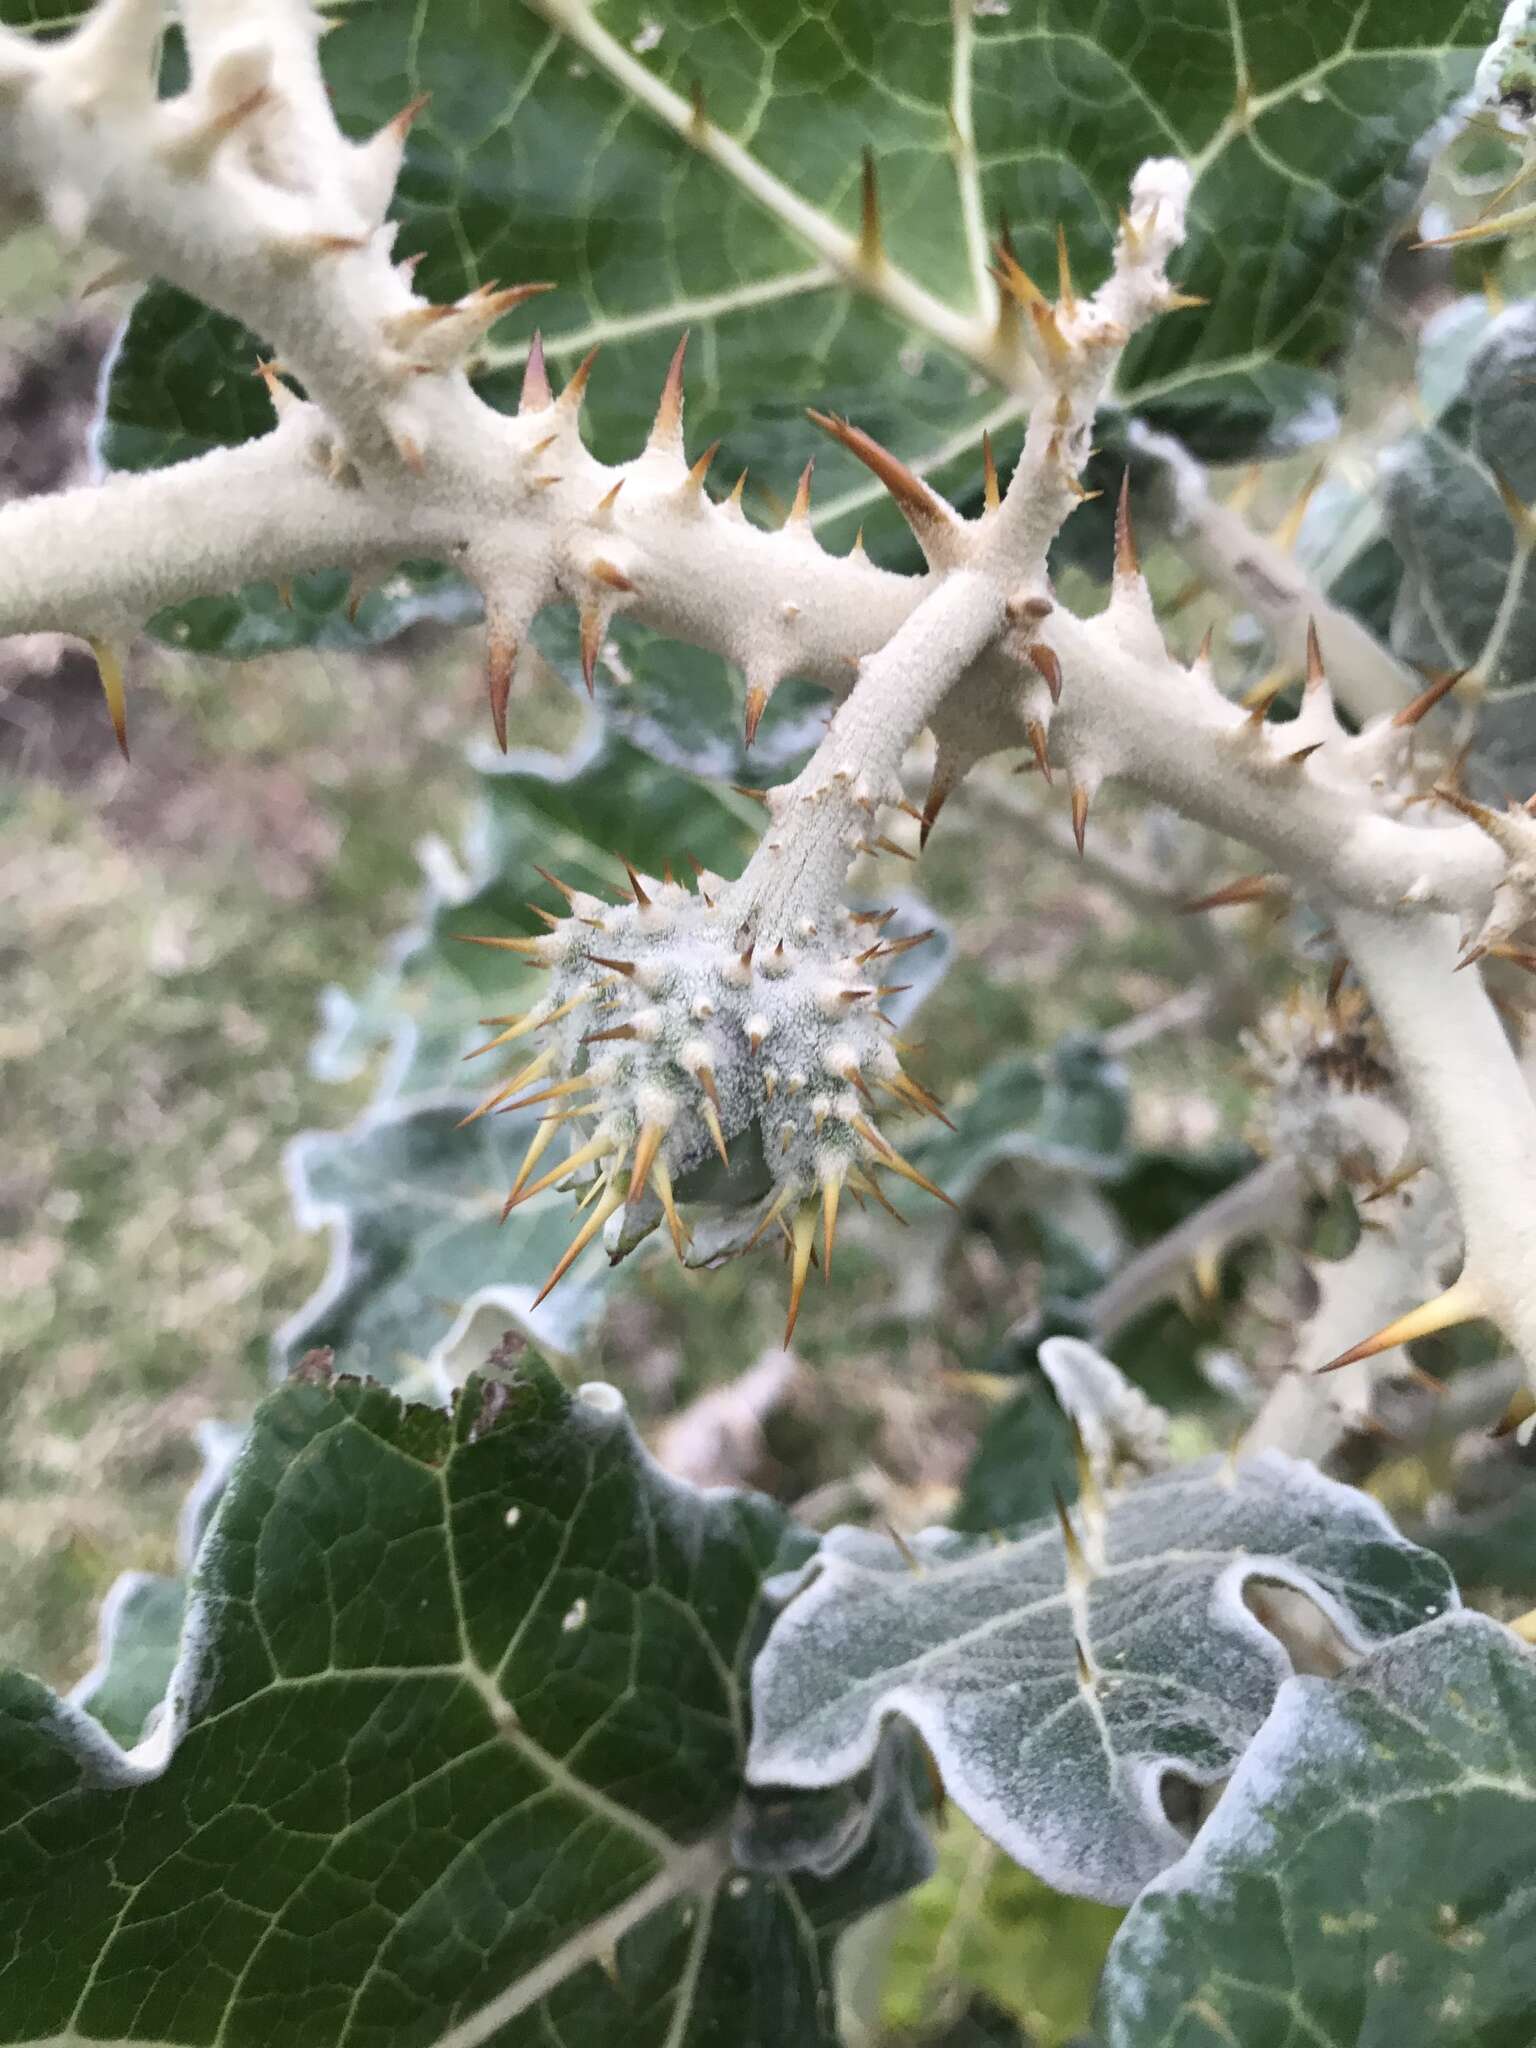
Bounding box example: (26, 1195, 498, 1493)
(788, 459, 814, 526)
(1029, 299, 1071, 370)
(1026, 641, 1062, 702)
(1491, 1387, 1536, 1440)
(804, 409, 956, 552)
(784, 1205, 817, 1343)
(652, 1158, 689, 1257)
(450, 930, 547, 958)
(732, 783, 771, 807)
(849, 1118, 957, 1208)
(1054, 223, 1076, 316)
(858, 146, 883, 267)
(1316, 1276, 1484, 1374)
(519, 331, 552, 413)
(1179, 873, 1275, 915)
(504, 1119, 558, 1209)
(1025, 718, 1053, 783)
(650, 332, 689, 452)
(560, 345, 600, 412)
(687, 438, 721, 493)
(1304, 619, 1326, 694)
(1070, 783, 1090, 855)
(88, 640, 129, 761)
(1052, 1485, 1087, 1579)
(589, 558, 635, 594)
(701, 1099, 730, 1166)
(621, 862, 652, 907)
(1326, 954, 1350, 1012)
(509, 1132, 613, 1213)
(486, 623, 517, 751)
(531, 1174, 627, 1305)
(629, 1122, 664, 1203)
(585, 952, 636, 979)
(981, 430, 1001, 513)
(1114, 469, 1139, 578)
(582, 1024, 639, 1046)
(821, 1171, 842, 1278)
(1394, 667, 1467, 729)
(579, 598, 607, 695)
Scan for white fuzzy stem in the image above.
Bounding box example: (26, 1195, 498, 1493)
(4, 2, 1536, 1383)
(1335, 904, 1536, 1365)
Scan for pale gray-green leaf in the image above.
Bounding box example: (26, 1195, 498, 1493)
(746, 1453, 1456, 1904)
(1099, 1611, 1536, 2047)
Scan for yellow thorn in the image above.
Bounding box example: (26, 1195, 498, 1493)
(744, 1184, 794, 1253)
(1272, 462, 1325, 555)
(788, 458, 814, 526)
(511, 1132, 616, 1214)
(785, 1204, 817, 1343)
(629, 1121, 664, 1203)
(859, 148, 883, 268)
(1055, 223, 1076, 317)
(1304, 618, 1326, 695)
(502, 1074, 598, 1114)
(1491, 1386, 1536, 1440)
(1316, 1276, 1485, 1374)
(700, 1098, 730, 1167)
(982, 430, 1000, 513)
(590, 557, 635, 593)
(820, 1170, 842, 1279)
(465, 991, 589, 1058)
(579, 597, 606, 696)
(687, 438, 721, 493)
(992, 242, 1048, 313)
(849, 1118, 956, 1208)
(88, 639, 129, 761)
(505, 1117, 559, 1208)
(651, 1156, 690, 1257)
(1029, 299, 1071, 370)
(532, 1171, 628, 1305)
(457, 1047, 557, 1128)
(852, 1167, 908, 1225)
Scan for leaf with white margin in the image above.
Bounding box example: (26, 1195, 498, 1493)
(1098, 1611, 1536, 2047)
(746, 1454, 1456, 1904)
(1037, 1335, 1171, 1486)
(0, 1355, 933, 2046)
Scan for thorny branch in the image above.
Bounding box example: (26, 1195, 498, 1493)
(5, 0, 1536, 1387)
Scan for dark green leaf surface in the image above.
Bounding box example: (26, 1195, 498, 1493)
(0, 1359, 930, 2046)
(1381, 299, 1536, 788)
(1099, 1612, 1536, 2047)
(91, 0, 1498, 654)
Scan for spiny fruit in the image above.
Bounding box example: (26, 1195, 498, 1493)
(456, 861, 954, 1337)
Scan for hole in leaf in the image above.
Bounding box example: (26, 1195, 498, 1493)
(1243, 1576, 1357, 1676)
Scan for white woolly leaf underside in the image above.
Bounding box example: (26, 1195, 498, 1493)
(746, 1449, 1457, 1904)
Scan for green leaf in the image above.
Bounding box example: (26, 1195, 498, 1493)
(0, 1357, 933, 2046)
(909, 1038, 1129, 1204)
(1381, 299, 1536, 786)
(747, 1450, 1456, 1904)
(95, 0, 1499, 656)
(1098, 1612, 1536, 2047)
